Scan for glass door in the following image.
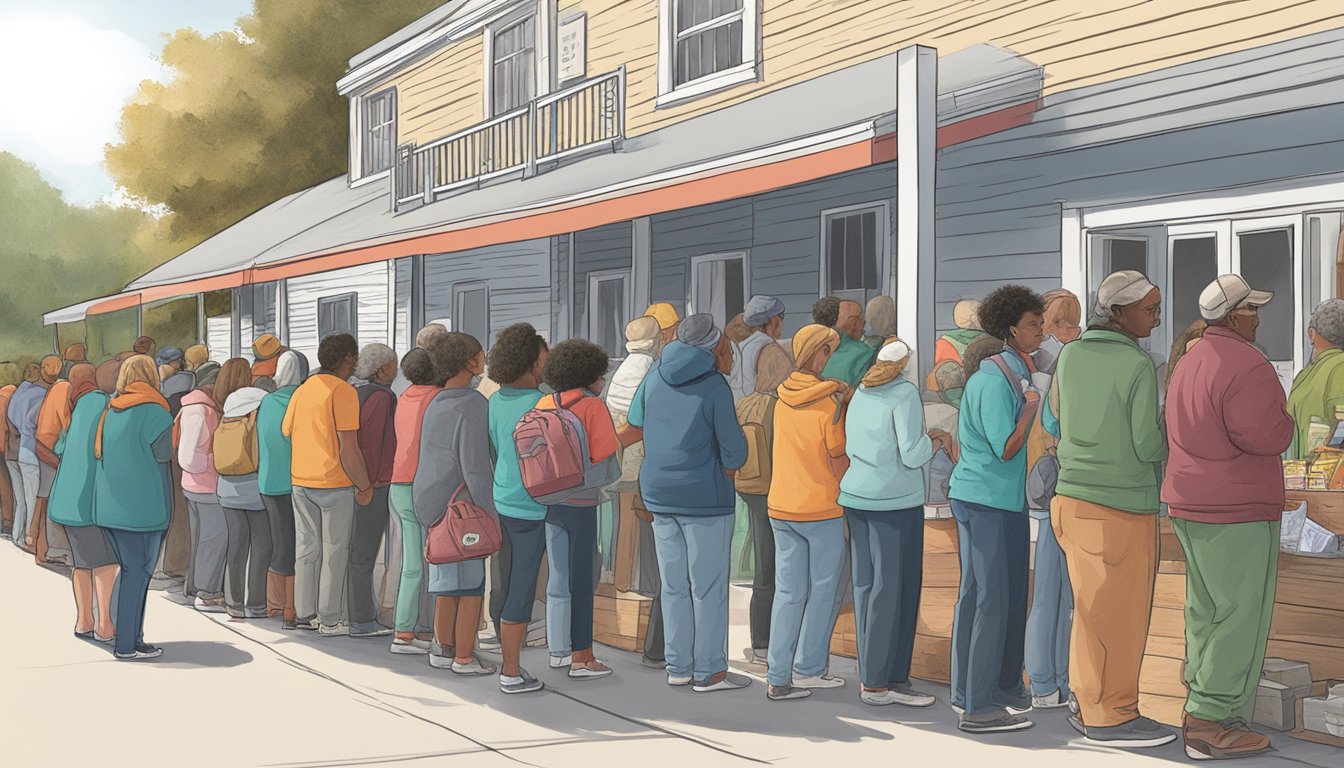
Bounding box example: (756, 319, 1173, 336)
(1232, 216, 1301, 392)
(1087, 226, 1165, 356)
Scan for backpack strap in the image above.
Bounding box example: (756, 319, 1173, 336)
(988, 354, 1027, 415)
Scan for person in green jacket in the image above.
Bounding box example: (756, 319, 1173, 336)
(1286, 299, 1344, 459)
(92, 355, 175, 660)
(815, 297, 878, 387)
(49, 362, 117, 642)
(257, 350, 307, 629)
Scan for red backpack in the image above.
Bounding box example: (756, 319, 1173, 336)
(513, 391, 619, 506)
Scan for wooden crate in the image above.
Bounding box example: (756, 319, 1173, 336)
(592, 582, 652, 653)
(1140, 556, 1190, 727)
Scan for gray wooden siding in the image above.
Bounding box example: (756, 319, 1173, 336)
(572, 222, 632, 336)
(933, 27, 1344, 330)
(286, 262, 391, 364)
(650, 199, 753, 319)
(423, 239, 553, 343)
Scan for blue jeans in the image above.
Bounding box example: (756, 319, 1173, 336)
(106, 528, 165, 655)
(847, 507, 923, 689)
(767, 517, 845, 687)
(652, 513, 733, 683)
(1025, 515, 1073, 699)
(545, 504, 598, 657)
(949, 499, 1030, 716)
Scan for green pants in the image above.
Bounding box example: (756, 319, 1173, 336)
(1172, 518, 1279, 723)
(389, 484, 431, 635)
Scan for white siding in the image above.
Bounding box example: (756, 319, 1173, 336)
(285, 261, 392, 364)
(206, 315, 232, 364)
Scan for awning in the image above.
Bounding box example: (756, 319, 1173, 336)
(50, 43, 1042, 323)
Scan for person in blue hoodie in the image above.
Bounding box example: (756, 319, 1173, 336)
(621, 313, 750, 693)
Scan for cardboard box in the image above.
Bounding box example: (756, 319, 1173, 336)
(1263, 658, 1314, 690)
(1304, 696, 1330, 734)
(1254, 680, 1304, 731)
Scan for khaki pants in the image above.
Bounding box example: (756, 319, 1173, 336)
(1051, 496, 1157, 728)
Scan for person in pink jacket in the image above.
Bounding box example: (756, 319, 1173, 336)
(178, 385, 227, 613)
(1162, 275, 1294, 761)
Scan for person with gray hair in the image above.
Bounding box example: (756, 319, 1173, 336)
(347, 343, 400, 638)
(863, 295, 897, 351)
(1286, 298, 1344, 459)
(416, 321, 450, 351)
(730, 295, 786, 400)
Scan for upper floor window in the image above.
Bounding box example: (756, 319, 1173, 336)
(659, 0, 759, 106)
(491, 16, 537, 116)
(361, 89, 396, 177)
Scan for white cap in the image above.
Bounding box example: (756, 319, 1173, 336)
(877, 339, 911, 363)
(1199, 274, 1273, 321)
(1095, 270, 1158, 314)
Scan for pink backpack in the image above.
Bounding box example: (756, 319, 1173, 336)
(513, 391, 619, 506)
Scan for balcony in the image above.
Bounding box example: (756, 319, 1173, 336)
(392, 67, 626, 212)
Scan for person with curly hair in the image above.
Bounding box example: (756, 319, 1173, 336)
(947, 283, 1045, 734)
(484, 323, 550, 694)
(1041, 270, 1174, 749)
(535, 339, 620, 679)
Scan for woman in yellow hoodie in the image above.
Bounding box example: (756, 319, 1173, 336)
(764, 324, 849, 701)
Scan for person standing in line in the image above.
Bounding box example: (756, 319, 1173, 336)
(814, 298, 877, 388)
(839, 339, 943, 708)
(0, 384, 15, 540)
(49, 363, 119, 642)
(155, 345, 194, 590)
(30, 355, 73, 565)
(251, 334, 289, 382)
(537, 339, 621, 680)
(159, 347, 195, 407)
(1286, 300, 1344, 459)
(763, 323, 851, 702)
(926, 299, 988, 394)
(1042, 270, 1173, 747)
(414, 331, 499, 676)
(733, 342, 794, 665)
(178, 358, 227, 612)
(214, 359, 274, 620)
(184, 344, 210, 374)
(862, 296, 897, 352)
(1164, 275, 1293, 761)
(484, 323, 550, 694)
(92, 355, 174, 660)
(643, 302, 682, 348)
(283, 333, 374, 636)
(730, 295, 786, 401)
(9, 362, 50, 555)
(257, 350, 307, 629)
(347, 343, 398, 639)
(947, 284, 1045, 734)
(622, 314, 751, 693)
(1033, 290, 1083, 375)
(388, 348, 439, 654)
(60, 344, 87, 380)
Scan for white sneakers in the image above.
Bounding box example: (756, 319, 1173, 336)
(794, 675, 846, 689)
(692, 672, 752, 693)
(389, 638, 431, 655)
(668, 673, 692, 687)
(861, 685, 936, 708)
(549, 654, 572, 669)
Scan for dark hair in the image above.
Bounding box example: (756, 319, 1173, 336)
(487, 323, 548, 385)
(428, 332, 483, 385)
(978, 285, 1046, 341)
(962, 336, 1006, 380)
(401, 347, 436, 386)
(811, 297, 841, 328)
(542, 339, 610, 393)
(317, 333, 359, 372)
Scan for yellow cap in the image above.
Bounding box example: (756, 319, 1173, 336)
(643, 302, 681, 331)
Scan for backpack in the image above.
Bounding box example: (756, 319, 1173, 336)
(514, 391, 619, 506)
(213, 411, 260, 476)
(734, 392, 776, 496)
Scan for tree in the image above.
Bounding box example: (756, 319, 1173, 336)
(106, 0, 443, 246)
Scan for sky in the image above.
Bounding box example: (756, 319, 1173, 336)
(0, 0, 254, 206)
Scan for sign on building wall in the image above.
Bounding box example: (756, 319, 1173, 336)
(558, 13, 587, 84)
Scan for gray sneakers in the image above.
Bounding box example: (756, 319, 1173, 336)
(692, 671, 752, 693)
(958, 708, 1035, 734)
(1072, 715, 1177, 748)
(1032, 690, 1070, 710)
(500, 669, 544, 694)
(767, 684, 812, 701)
(861, 682, 936, 708)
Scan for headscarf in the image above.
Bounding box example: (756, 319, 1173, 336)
(67, 363, 98, 409)
(861, 339, 912, 388)
(95, 355, 168, 459)
(95, 359, 121, 395)
(623, 316, 660, 356)
(791, 324, 841, 370)
(274, 350, 306, 388)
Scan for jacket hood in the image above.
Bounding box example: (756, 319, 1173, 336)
(223, 386, 267, 417)
(778, 372, 845, 407)
(182, 388, 219, 409)
(657, 341, 719, 387)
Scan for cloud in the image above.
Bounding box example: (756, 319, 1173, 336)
(0, 15, 169, 203)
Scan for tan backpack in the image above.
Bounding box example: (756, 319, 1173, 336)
(213, 411, 260, 476)
(734, 392, 776, 496)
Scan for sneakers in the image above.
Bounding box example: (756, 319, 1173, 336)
(114, 643, 163, 661)
(500, 669, 544, 694)
(743, 647, 768, 664)
(1032, 690, 1071, 710)
(281, 619, 298, 631)
(428, 651, 454, 670)
(390, 638, 432, 655)
(568, 660, 613, 680)
(692, 671, 752, 693)
(194, 596, 227, 613)
(1068, 693, 1080, 715)
(768, 684, 812, 701)
(1183, 714, 1270, 760)
(958, 708, 1035, 734)
(549, 654, 573, 669)
(226, 605, 247, 619)
(317, 623, 350, 638)
(794, 674, 846, 690)
(349, 621, 393, 638)
(452, 655, 498, 676)
(668, 673, 692, 687)
(861, 682, 936, 708)
(641, 655, 668, 670)
(294, 617, 319, 631)
(244, 607, 269, 619)
(1075, 715, 1177, 748)
(478, 633, 501, 652)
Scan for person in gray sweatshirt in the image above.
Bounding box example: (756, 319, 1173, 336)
(412, 331, 498, 678)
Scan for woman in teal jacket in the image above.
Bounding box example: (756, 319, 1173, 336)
(48, 362, 117, 642)
(93, 355, 175, 660)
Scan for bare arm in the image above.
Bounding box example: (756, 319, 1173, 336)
(338, 430, 372, 501)
(1001, 391, 1041, 461)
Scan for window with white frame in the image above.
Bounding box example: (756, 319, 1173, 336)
(659, 0, 758, 102)
(491, 16, 537, 116)
(822, 205, 885, 306)
(361, 89, 396, 177)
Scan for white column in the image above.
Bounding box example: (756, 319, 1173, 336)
(896, 44, 937, 383)
(632, 216, 652, 312)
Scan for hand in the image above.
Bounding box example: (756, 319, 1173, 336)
(724, 468, 737, 481)
(929, 434, 947, 454)
(356, 486, 374, 506)
(1023, 390, 1041, 408)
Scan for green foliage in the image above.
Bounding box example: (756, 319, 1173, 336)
(106, 0, 443, 245)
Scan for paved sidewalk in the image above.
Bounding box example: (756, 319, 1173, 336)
(2, 543, 1339, 767)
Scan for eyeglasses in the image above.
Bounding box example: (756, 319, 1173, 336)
(1231, 305, 1261, 316)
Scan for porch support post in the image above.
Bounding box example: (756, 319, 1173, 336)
(897, 44, 938, 385)
(632, 216, 652, 313)
(197, 293, 206, 345)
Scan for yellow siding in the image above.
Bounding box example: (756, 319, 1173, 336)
(386, 34, 486, 147)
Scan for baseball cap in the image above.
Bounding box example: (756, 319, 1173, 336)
(1199, 274, 1273, 321)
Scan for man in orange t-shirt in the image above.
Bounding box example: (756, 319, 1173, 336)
(32, 355, 73, 564)
(282, 333, 372, 634)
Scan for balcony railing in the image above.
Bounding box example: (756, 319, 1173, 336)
(393, 67, 626, 211)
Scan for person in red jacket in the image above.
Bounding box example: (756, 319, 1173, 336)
(1162, 274, 1294, 761)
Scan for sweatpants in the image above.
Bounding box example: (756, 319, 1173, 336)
(348, 485, 390, 626)
(293, 486, 355, 627)
(223, 506, 273, 612)
(186, 495, 227, 600)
